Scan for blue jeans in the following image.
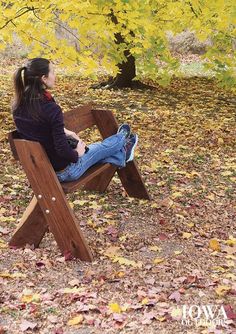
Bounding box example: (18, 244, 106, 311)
(56, 132, 126, 182)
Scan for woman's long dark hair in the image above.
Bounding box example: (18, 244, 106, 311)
(12, 58, 50, 120)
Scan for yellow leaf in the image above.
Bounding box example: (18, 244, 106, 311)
(89, 201, 101, 209)
(218, 138, 224, 145)
(67, 314, 84, 326)
(12, 272, 26, 278)
(119, 234, 128, 242)
(206, 193, 215, 201)
(73, 200, 87, 205)
(182, 232, 192, 239)
(68, 201, 74, 208)
(112, 256, 142, 268)
(115, 271, 125, 278)
(109, 302, 121, 313)
(153, 257, 165, 264)
(0, 272, 12, 278)
(21, 293, 40, 303)
(226, 260, 235, 267)
(221, 171, 233, 176)
(172, 192, 182, 199)
(121, 303, 130, 312)
(63, 287, 83, 294)
(225, 237, 236, 246)
(149, 246, 161, 252)
(212, 266, 225, 272)
(225, 273, 236, 280)
(141, 298, 149, 305)
(215, 285, 231, 296)
(0, 216, 15, 222)
(87, 219, 95, 227)
(174, 250, 183, 255)
(186, 222, 195, 228)
(171, 307, 182, 318)
(104, 246, 121, 257)
(0, 239, 8, 248)
(225, 255, 236, 260)
(209, 239, 221, 251)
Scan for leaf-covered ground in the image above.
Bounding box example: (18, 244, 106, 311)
(0, 61, 235, 334)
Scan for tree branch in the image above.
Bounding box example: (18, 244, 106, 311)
(0, 6, 36, 30)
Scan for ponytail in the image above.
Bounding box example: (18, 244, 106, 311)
(12, 66, 26, 111)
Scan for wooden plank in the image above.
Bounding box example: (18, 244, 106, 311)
(61, 163, 113, 193)
(92, 109, 119, 138)
(83, 165, 117, 192)
(64, 103, 96, 133)
(9, 196, 48, 248)
(92, 109, 151, 200)
(8, 131, 20, 161)
(117, 161, 151, 200)
(14, 139, 93, 262)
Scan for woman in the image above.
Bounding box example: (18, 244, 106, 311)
(12, 58, 138, 182)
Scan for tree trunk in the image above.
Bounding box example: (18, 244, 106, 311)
(91, 11, 154, 90)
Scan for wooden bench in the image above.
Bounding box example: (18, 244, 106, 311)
(8, 105, 150, 262)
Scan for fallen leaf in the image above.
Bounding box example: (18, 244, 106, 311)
(174, 250, 183, 255)
(20, 320, 37, 331)
(104, 246, 121, 257)
(225, 237, 236, 247)
(109, 302, 122, 314)
(67, 315, 84, 326)
(169, 291, 181, 303)
(112, 256, 142, 268)
(141, 311, 156, 324)
(215, 285, 231, 296)
(182, 232, 192, 239)
(149, 246, 161, 252)
(153, 258, 165, 264)
(158, 233, 169, 240)
(209, 239, 221, 251)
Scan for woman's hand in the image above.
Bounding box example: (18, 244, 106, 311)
(75, 140, 86, 157)
(64, 128, 81, 141)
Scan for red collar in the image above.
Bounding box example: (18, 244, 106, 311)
(43, 91, 53, 101)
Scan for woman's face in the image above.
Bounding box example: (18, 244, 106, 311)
(41, 62, 56, 89)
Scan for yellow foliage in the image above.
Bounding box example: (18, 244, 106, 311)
(0, 0, 235, 86)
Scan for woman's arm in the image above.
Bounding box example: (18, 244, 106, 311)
(64, 127, 81, 141)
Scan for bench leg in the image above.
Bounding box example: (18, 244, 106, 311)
(117, 161, 151, 200)
(83, 165, 117, 192)
(9, 196, 48, 248)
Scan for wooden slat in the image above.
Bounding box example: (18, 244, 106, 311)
(83, 165, 117, 192)
(64, 103, 96, 133)
(9, 196, 48, 248)
(14, 139, 93, 262)
(61, 163, 113, 193)
(92, 109, 119, 138)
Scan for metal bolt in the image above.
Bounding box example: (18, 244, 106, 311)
(52, 197, 56, 201)
(45, 209, 50, 214)
(38, 194, 42, 199)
